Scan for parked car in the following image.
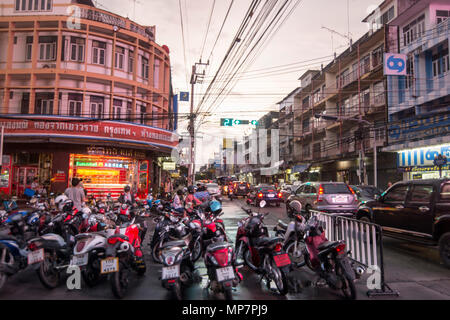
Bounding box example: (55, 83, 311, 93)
(350, 185, 383, 205)
(248, 185, 283, 207)
(287, 182, 358, 218)
(232, 181, 251, 198)
(356, 179, 450, 268)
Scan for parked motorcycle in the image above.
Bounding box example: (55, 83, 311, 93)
(236, 200, 292, 295)
(273, 200, 307, 265)
(159, 239, 199, 300)
(103, 218, 147, 299)
(297, 215, 357, 300)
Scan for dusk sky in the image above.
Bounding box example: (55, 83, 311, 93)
(96, 0, 384, 167)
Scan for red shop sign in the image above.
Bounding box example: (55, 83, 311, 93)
(0, 116, 178, 149)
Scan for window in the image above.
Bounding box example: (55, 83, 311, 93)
(432, 48, 449, 78)
(436, 10, 449, 25)
(15, 0, 51, 11)
(360, 55, 370, 75)
(92, 41, 106, 65)
(126, 102, 132, 122)
(141, 56, 149, 79)
(406, 55, 415, 88)
(372, 45, 383, 68)
(139, 104, 146, 124)
(128, 50, 134, 73)
(90, 96, 104, 119)
(68, 93, 82, 116)
(409, 185, 433, 203)
(26, 36, 33, 61)
(440, 183, 450, 200)
(402, 15, 425, 46)
(70, 37, 85, 62)
(115, 46, 125, 70)
(384, 185, 409, 203)
(113, 99, 123, 120)
(38, 36, 56, 61)
(322, 184, 352, 194)
(153, 58, 161, 87)
(35, 94, 54, 115)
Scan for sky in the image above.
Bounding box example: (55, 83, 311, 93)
(95, 0, 384, 167)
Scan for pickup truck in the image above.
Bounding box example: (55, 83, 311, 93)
(356, 179, 450, 268)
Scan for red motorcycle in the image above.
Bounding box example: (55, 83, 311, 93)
(103, 218, 147, 299)
(235, 201, 292, 295)
(204, 241, 243, 300)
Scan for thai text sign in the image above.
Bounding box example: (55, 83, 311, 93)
(0, 117, 178, 149)
(397, 144, 450, 167)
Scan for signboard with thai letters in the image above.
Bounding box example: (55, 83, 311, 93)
(397, 144, 450, 167)
(0, 116, 178, 149)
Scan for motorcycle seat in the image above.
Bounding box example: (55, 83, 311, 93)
(161, 240, 187, 249)
(206, 241, 230, 252)
(110, 234, 129, 242)
(255, 236, 283, 247)
(277, 220, 288, 230)
(318, 241, 340, 251)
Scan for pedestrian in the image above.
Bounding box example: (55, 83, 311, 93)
(64, 178, 86, 211)
(173, 189, 185, 214)
(118, 185, 136, 205)
(387, 181, 393, 188)
(31, 178, 40, 192)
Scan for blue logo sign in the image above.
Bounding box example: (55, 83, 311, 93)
(179, 92, 189, 102)
(384, 53, 407, 76)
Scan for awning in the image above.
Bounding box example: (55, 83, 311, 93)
(292, 164, 310, 173)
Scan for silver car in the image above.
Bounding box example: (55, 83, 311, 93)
(287, 182, 358, 218)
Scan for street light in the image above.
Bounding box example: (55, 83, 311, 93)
(315, 113, 377, 187)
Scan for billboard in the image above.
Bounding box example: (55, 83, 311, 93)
(384, 53, 407, 76)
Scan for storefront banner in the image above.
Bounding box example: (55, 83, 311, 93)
(398, 144, 450, 167)
(388, 112, 450, 144)
(0, 117, 178, 149)
(398, 165, 450, 173)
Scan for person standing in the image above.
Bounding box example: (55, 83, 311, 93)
(64, 178, 86, 211)
(173, 189, 185, 214)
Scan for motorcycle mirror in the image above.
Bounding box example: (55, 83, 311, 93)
(259, 200, 266, 208)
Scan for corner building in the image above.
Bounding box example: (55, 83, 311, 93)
(0, 0, 178, 198)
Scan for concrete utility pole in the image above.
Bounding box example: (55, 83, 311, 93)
(188, 61, 208, 185)
(315, 113, 377, 187)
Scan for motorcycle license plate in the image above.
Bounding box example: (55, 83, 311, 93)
(27, 249, 44, 265)
(70, 253, 88, 267)
(216, 266, 235, 282)
(100, 257, 119, 274)
(273, 254, 291, 267)
(162, 265, 180, 280)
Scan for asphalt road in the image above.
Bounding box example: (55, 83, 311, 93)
(0, 198, 449, 300)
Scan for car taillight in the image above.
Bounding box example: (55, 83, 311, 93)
(335, 243, 346, 254)
(348, 186, 358, 202)
(317, 185, 324, 203)
(274, 243, 282, 252)
(277, 192, 282, 198)
(28, 242, 37, 251)
(258, 193, 263, 198)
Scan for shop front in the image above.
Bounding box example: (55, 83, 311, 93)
(396, 143, 450, 180)
(1, 116, 178, 198)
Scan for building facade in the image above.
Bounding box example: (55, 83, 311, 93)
(384, 0, 450, 180)
(0, 0, 177, 198)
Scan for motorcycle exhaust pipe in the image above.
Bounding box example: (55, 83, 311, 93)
(355, 265, 366, 278)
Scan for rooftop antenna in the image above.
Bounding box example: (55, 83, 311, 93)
(321, 25, 353, 52)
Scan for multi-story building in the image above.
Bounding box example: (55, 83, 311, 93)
(384, 0, 450, 180)
(0, 0, 177, 197)
(277, 87, 301, 183)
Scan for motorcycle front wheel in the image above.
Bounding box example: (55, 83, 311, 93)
(37, 251, 60, 289)
(152, 243, 162, 263)
(0, 246, 14, 291)
(82, 261, 102, 287)
(191, 240, 202, 263)
(285, 240, 306, 265)
(111, 261, 130, 299)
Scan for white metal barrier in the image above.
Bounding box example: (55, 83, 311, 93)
(309, 210, 399, 297)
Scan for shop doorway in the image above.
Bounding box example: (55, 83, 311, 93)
(12, 166, 38, 197)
